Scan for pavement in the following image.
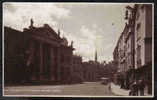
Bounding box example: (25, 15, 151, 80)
(4, 82, 115, 96)
(110, 82, 152, 96)
(110, 83, 130, 96)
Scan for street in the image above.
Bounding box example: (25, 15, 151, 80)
(4, 82, 115, 96)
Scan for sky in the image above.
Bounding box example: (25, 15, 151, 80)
(3, 3, 134, 62)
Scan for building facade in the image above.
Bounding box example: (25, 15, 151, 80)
(4, 27, 26, 84)
(113, 4, 152, 94)
(82, 51, 101, 82)
(4, 19, 74, 84)
(71, 55, 84, 83)
(113, 23, 131, 88)
(134, 4, 152, 94)
(82, 61, 100, 82)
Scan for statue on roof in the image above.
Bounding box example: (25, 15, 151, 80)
(62, 36, 68, 46)
(58, 29, 60, 37)
(29, 18, 34, 29)
(71, 41, 73, 47)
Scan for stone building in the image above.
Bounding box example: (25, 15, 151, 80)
(123, 6, 137, 88)
(113, 23, 130, 88)
(4, 19, 74, 84)
(82, 61, 99, 82)
(113, 46, 119, 84)
(113, 46, 118, 66)
(134, 4, 152, 94)
(71, 55, 84, 83)
(114, 24, 128, 73)
(4, 27, 26, 84)
(82, 51, 101, 82)
(113, 4, 153, 94)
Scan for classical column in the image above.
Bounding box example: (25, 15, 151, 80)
(50, 47, 55, 81)
(57, 47, 61, 81)
(39, 42, 43, 80)
(70, 51, 73, 76)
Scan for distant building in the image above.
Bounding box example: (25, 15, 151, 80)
(113, 46, 118, 68)
(82, 61, 99, 81)
(71, 55, 84, 83)
(82, 51, 101, 82)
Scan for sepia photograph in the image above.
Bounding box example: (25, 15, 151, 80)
(2, 2, 154, 97)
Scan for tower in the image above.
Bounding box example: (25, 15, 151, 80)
(95, 50, 97, 62)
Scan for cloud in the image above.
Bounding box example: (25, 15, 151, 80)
(3, 3, 71, 31)
(67, 25, 104, 62)
(60, 23, 119, 62)
(3, 3, 132, 62)
(57, 25, 96, 62)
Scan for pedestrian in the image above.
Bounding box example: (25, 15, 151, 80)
(139, 79, 145, 96)
(129, 81, 138, 96)
(121, 78, 125, 89)
(135, 81, 139, 96)
(108, 82, 111, 91)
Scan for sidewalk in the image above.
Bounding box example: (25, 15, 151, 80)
(110, 83, 130, 96)
(110, 83, 152, 96)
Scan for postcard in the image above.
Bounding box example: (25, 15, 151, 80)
(2, 2, 154, 97)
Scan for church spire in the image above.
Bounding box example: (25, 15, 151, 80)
(95, 50, 97, 62)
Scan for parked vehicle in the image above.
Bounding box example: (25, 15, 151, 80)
(101, 77, 110, 85)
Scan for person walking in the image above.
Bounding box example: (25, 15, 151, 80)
(120, 78, 125, 89)
(139, 79, 145, 96)
(129, 81, 138, 96)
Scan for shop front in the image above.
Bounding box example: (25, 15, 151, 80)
(135, 62, 152, 94)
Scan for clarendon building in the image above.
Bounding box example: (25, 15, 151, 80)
(4, 19, 74, 84)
